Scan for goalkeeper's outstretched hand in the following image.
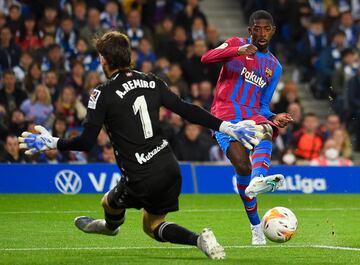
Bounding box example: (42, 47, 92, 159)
(18, 125, 59, 155)
(220, 120, 264, 150)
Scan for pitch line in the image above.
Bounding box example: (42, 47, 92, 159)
(1, 208, 360, 214)
(1, 245, 359, 252)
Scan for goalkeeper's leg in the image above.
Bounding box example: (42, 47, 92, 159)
(74, 193, 124, 236)
(142, 209, 225, 260)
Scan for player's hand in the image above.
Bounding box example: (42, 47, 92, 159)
(271, 113, 293, 128)
(18, 125, 59, 155)
(220, 120, 264, 150)
(237, 44, 258, 56)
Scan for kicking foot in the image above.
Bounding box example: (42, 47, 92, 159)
(197, 228, 225, 260)
(251, 224, 266, 245)
(74, 216, 119, 236)
(245, 174, 285, 199)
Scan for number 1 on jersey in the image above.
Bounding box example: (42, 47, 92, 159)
(132, 95, 153, 139)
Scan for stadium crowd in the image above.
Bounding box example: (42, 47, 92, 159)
(0, 0, 357, 166)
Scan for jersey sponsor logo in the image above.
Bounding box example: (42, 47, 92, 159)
(54, 170, 82, 194)
(240, 67, 266, 88)
(116, 79, 156, 99)
(215, 42, 228, 49)
(88, 89, 101, 109)
(135, 139, 168, 164)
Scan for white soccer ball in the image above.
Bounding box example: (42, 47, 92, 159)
(261, 206, 298, 243)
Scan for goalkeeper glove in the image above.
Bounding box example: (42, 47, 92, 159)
(18, 125, 59, 155)
(219, 120, 264, 150)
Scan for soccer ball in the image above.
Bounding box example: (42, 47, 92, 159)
(261, 207, 298, 243)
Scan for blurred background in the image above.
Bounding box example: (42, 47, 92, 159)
(0, 0, 359, 166)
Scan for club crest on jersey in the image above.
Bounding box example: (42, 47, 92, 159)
(240, 67, 266, 88)
(88, 89, 101, 109)
(265, 67, 273, 78)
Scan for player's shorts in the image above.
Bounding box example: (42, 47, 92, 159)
(107, 152, 181, 215)
(215, 115, 279, 155)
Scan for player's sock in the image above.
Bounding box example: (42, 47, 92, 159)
(236, 174, 260, 225)
(104, 210, 125, 231)
(154, 222, 199, 246)
(251, 139, 272, 179)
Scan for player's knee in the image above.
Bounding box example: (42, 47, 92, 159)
(262, 124, 273, 140)
(234, 162, 252, 176)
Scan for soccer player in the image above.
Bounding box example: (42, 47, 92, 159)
(201, 10, 293, 245)
(18, 32, 265, 259)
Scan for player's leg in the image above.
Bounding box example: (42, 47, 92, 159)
(74, 192, 125, 235)
(245, 124, 284, 198)
(227, 141, 265, 244)
(142, 210, 225, 259)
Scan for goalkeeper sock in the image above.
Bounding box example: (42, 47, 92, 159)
(104, 210, 125, 230)
(251, 140, 272, 179)
(154, 222, 198, 246)
(236, 174, 260, 225)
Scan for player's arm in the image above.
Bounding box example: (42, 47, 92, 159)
(19, 87, 106, 154)
(201, 37, 257, 63)
(159, 81, 263, 149)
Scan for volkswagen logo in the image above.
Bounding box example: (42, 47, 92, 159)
(55, 170, 82, 194)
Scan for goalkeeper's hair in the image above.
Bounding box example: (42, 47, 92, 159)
(249, 10, 274, 26)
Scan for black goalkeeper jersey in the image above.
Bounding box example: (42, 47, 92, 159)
(58, 70, 223, 179)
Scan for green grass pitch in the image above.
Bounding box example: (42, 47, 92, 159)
(0, 194, 359, 264)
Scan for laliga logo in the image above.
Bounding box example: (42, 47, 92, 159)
(55, 170, 82, 194)
(278, 174, 327, 194)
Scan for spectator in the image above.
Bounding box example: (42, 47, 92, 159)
(24, 62, 42, 95)
(332, 128, 352, 159)
(321, 114, 341, 140)
(198, 80, 213, 111)
(136, 38, 156, 69)
(286, 102, 303, 133)
(33, 33, 55, 64)
(332, 10, 359, 47)
(175, 0, 207, 33)
(41, 43, 67, 82)
(125, 9, 153, 49)
(55, 85, 86, 128)
(20, 84, 54, 128)
(175, 123, 210, 161)
(0, 26, 21, 73)
(324, 4, 340, 33)
(65, 60, 86, 97)
(0, 104, 8, 142)
(80, 8, 106, 51)
(346, 65, 360, 150)
(101, 143, 116, 163)
(161, 63, 188, 98)
(190, 16, 206, 41)
(51, 115, 67, 139)
(0, 70, 27, 114)
(71, 37, 100, 72)
(42, 149, 67, 164)
(313, 29, 346, 98)
(83, 71, 101, 106)
(88, 127, 110, 162)
(279, 147, 298, 165)
(205, 24, 222, 50)
(331, 48, 357, 117)
(100, 0, 125, 30)
(0, 135, 28, 163)
(165, 26, 188, 63)
(209, 144, 230, 163)
(13, 51, 33, 82)
(292, 113, 323, 161)
(72, 0, 87, 29)
(16, 13, 43, 51)
(273, 80, 300, 113)
(183, 39, 220, 85)
(44, 70, 60, 103)
(310, 139, 353, 166)
(6, 2, 22, 34)
(154, 16, 174, 56)
(8, 109, 28, 137)
(55, 14, 78, 58)
(140, 60, 154, 74)
(38, 5, 59, 35)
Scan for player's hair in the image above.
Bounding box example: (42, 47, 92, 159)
(249, 10, 274, 26)
(95, 31, 131, 71)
